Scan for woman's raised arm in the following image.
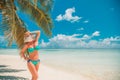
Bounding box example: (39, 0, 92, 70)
(31, 30, 40, 42)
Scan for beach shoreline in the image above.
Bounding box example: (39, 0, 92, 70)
(0, 55, 92, 80)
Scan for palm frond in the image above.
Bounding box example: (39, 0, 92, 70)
(17, 0, 53, 36)
(0, 0, 54, 49)
(0, 0, 6, 9)
(38, 0, 54, 12)
(34, 0, 37, 8)
(1, 0, 27, 48)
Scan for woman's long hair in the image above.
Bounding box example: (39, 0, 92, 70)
(23, 43, 30, 57)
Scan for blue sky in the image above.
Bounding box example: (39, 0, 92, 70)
(0, 0, 120, 48)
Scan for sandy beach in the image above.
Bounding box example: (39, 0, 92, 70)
(0, 55, 92, 80)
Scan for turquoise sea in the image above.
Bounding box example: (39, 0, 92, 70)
(0, 49, 120, 80)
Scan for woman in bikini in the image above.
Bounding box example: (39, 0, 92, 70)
(20, 30, 40, 80)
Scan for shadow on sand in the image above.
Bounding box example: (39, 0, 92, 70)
(0, 65, 8, 68)
(0, 68, 26, 73)
(0, 65, 29, 80)
(0, 76, 29, 80)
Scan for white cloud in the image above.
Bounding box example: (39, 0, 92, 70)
(0, 35, 7, 47)
(83, 20, 89, 23)
(56, 7, 81, 22)
(40, 34, 81, 48)
(77, 27, 84, 31)
(92, 31, 100, 37)
(109, 36, 120, 41)
(0, 35, 17, 48)
(40, 34, 120, 49)
(81, 34, 91, 40)
(81, 31, 100, 40)
(55, 14, 63, 21)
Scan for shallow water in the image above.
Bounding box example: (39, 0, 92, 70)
(0, 49, 120, 80)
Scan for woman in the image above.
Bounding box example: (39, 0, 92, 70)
(20, 30, 40, 80)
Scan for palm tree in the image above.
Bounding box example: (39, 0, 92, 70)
(0, 0, 54, 49)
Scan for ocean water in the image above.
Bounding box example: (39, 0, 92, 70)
(0, 49, 120, 80)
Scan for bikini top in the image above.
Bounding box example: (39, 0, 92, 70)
(27, 45, 40, 53)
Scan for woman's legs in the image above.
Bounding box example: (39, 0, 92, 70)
(34, 62, 40, 79)
(35, 62, 40, 72)
(27, 62, 38, 80)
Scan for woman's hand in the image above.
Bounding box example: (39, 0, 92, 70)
(20, 53, 29, 60)
(24, 56, 29, 60)
(31, 30, 40, 42)
(20, 52, 26, 59)
(30, 30, 40, 34)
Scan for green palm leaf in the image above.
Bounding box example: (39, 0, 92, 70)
(0, 0, 54, 49)
(38, 0, 54, 12)
(1, 0, 27, 48)
(17, 0, 53, 36)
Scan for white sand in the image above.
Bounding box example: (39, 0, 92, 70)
(0, 55, 92, 80)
